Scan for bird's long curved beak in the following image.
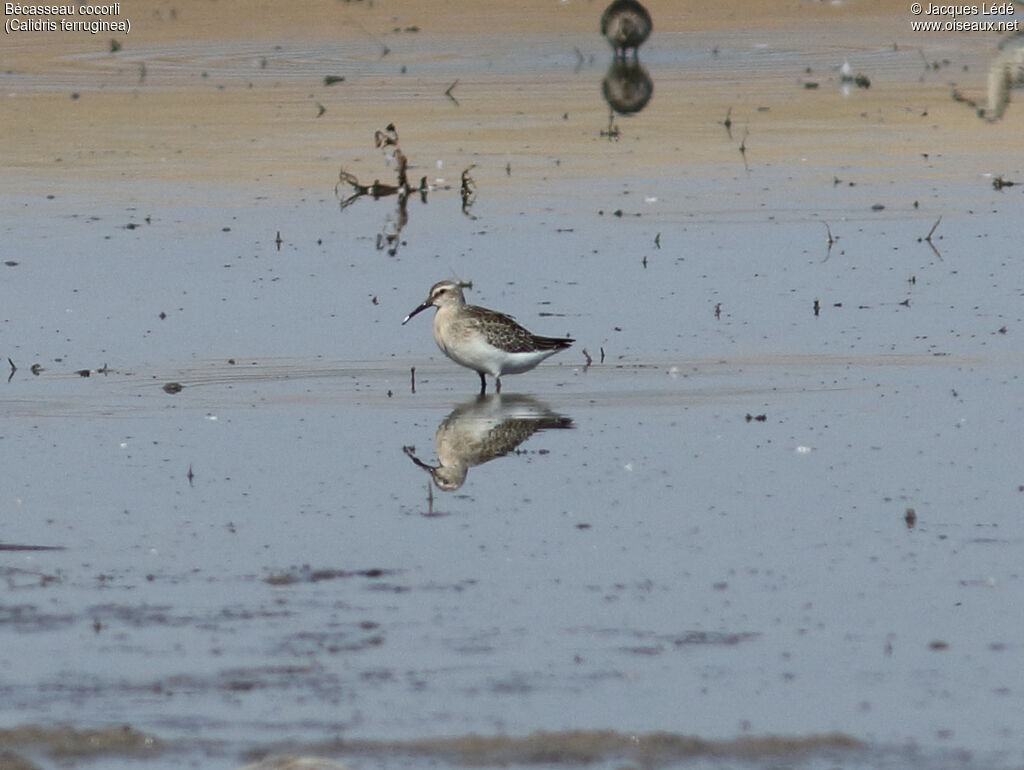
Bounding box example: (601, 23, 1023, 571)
(401, 300, 432, 325)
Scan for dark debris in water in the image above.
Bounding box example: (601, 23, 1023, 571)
(605, 628, 760, 655)
(335, 123, 476, 255)
(265, 566, 401, 586)
(0, 604, 75, 631)
(0, 567, 63, 590)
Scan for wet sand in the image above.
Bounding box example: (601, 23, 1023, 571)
(3, 1, 1024, 769)
(5, 0, 1021, 189)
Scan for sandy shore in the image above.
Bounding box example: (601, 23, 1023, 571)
(4, 0, 1021, 192)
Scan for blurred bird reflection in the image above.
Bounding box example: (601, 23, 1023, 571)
(602, 58, 654, 116)
(403, 394, 574, 491)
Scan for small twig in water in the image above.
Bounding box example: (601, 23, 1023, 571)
(573, 47, 585, 73)
(445, 80, 460, 106)
(601, 110, 620, 141)
(349, 19, 390, 58)
(822, 222, 838, 262)
(394, 149, 409, 190)
(460, 165, 477, 218)
(918, 216, 943, 259)
(375, 123, 399, 149)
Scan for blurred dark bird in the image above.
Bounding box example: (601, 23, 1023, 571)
(601, 0, 652, 59)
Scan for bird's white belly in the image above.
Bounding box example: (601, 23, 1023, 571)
(498, 349, 557, 375)
(436, 332, 554, 377)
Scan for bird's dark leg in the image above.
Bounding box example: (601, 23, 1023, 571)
(478, 371, 487, 394)
(495, 377, 502, 393)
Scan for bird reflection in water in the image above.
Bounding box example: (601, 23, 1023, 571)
(403, 394, 573, 492)
(602, 59, 654, 117)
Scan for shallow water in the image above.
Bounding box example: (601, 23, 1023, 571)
(3, 2, 1024, 769)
